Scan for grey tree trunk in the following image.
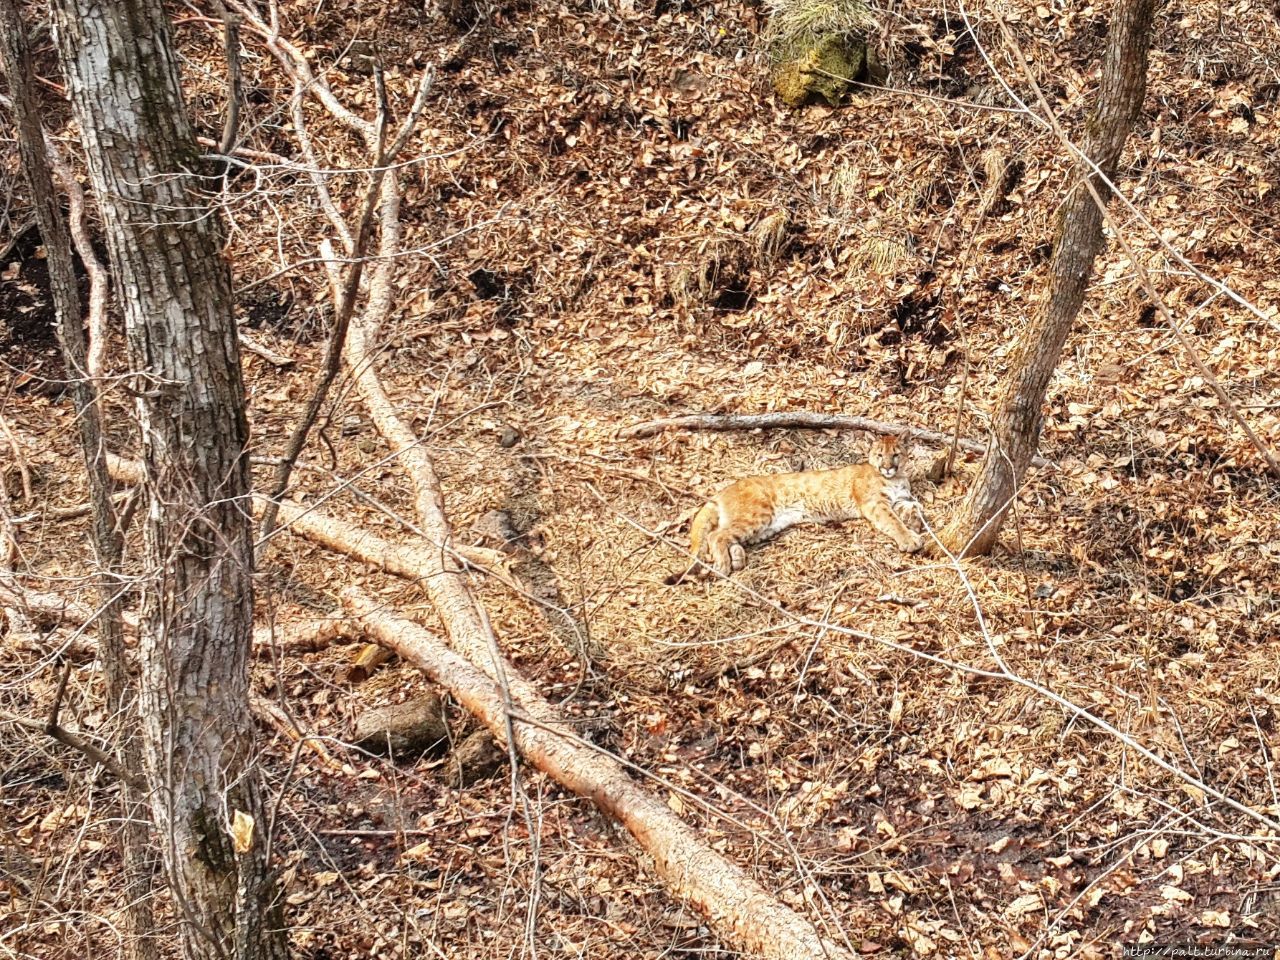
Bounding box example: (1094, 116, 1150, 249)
(0, 4, 158, 958)
(46, 1, 286, 956)
(939, 0, 1158, 557)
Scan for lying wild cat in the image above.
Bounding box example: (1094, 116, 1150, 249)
(668, 433, 924, 583)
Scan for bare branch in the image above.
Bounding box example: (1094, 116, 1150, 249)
(620, 410, 1055, 468)
(256, 59, 435, 542)
(211, 2, 242, 156)
(982, 9, 1280, 479)
(0, 92, 112, 380)
(236, 331, 295, 368)
(0, 707, 147, 791)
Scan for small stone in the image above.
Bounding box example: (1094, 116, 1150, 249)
(498, 425, 521, 448)
(471, 509, 522, 552)
(446, 730, 506, 786)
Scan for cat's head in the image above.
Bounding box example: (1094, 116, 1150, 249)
(868, 432, 909, 479)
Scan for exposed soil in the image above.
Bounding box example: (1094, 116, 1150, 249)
(0, 221, 77, 388)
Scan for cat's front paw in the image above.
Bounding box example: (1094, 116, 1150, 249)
(902, 534, 925, 554)
(893, 501, 925, 533)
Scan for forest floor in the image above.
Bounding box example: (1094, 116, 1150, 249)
(4, 0, 1280, 957)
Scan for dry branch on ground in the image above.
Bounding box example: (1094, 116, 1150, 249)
(621, 409, 1055, 468)
(342, 586, 855, 960)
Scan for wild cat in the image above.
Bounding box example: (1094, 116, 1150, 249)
(667, 433, 924, 583)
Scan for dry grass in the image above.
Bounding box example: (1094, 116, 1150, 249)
(763, 0, 879, 53)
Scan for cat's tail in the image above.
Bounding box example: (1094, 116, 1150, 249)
(664, 501, 717, 585)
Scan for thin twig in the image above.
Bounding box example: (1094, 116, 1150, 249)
(1, 707, 147, 791)
(215, 4, 242, 156)
(0, 413, 33, 500)
(945, 333, 971, 477)
(0, 89, 110, 384)
(0, 472, 18, 565)
(237, 331, 296, 368)
(45, 660, 72, 729)
(256, 73, 392, 542)
(257, 63, 436, 542)
(195, 136, 291, 165)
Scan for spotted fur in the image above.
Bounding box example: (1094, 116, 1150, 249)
(667, 434, 924, 583)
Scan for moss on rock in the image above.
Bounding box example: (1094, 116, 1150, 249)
(770, 32, 866, 107)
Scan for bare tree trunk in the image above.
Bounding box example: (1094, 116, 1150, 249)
(47, 1, 287, 956)
(0, 4, 157, 957)
(938, 0, 1157, 557)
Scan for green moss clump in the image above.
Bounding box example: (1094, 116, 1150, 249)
(770, 33, 866, 107)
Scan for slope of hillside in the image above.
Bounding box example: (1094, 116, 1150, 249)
(4, 0, 1279, 956)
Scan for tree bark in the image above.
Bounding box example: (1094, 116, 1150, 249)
(47, 1, 286, 956)
(938, 0, 1157, 557)
(0, 4, 157, 958)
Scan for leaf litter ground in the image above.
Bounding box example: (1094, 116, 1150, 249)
(3, 0, 1280, 956)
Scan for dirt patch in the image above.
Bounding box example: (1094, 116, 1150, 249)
(0, 222, 78, 386)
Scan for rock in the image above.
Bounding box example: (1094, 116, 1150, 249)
(498, 424, 521, 448)
(446, 730, 506, 786)
(770, 33, 867, 107)
(470, 509, 523, 552)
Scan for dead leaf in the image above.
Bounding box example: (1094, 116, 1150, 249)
(231, 810, 255, 854)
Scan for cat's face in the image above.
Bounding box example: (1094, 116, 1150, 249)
(868, 434, 907, 479)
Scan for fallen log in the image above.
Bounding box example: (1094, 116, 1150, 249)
(3, 567, 351, 662)
(252, 615, 358, 659)
(342, 587, 852, 960)
(350, 691, 447, 758)
(619, 411, 1055, 469)
(341, 642, 394, 683)
(3, 573, 342, 771)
